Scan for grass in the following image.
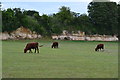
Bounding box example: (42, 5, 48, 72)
(0, 40, 2, 79)
(2, 40, 118, 78)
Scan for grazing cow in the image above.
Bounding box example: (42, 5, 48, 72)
(24, 42, 43, 53)
(95, 44, 104, 51)
(51, 42, 58, 48)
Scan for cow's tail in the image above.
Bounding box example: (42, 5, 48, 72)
(39, 45, 43, 47)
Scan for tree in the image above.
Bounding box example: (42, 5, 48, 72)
(2, 4, 118, 37)
(88, 2, 118, 35)
(50, 14, 63, 34)
(2, 8, 19, 32)
(117, 4, 120, 40)
(37, 14, 52, 36)
(0, 2, 2, 32)
(77, 14, 94, 34)
(52, 6, 77, 32)
(22, 15, 44, 34)
(23, 10, 39, 17)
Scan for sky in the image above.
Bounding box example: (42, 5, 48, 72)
(1, 2, 89, 15)
(1, 0, 119, 15)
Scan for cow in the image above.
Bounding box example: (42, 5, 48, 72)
(24, 42, 43, 53)
(51, 42, 58, 48)
(95, 44, 104, 51)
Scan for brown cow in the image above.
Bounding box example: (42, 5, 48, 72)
(95, 44, 104, 51)
(24, 42, 43, 53)
(51, 42, 58, 48)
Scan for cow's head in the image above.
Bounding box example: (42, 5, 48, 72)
(95, 48, 98, 51)
(24, 48, 27, 53)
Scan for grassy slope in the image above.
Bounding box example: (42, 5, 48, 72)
(2, 40, 118, 78)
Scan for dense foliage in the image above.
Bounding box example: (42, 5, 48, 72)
(1, 2, 119, 36)
(88, 2, 118, 35)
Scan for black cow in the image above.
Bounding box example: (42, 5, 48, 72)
(51, 42, 58, 48)
(95, 44, 104, 51)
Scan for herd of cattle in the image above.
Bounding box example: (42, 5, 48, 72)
(24, 42, 104, 53)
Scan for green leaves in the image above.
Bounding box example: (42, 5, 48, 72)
(88, 2, 118, 35)
(2, 3, 119, 36)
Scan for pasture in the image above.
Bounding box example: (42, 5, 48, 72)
(2, 40, 118, 78)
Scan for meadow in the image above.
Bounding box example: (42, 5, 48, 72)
(2, 40, 118, 78)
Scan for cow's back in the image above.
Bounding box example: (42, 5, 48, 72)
(25, 42, 39, 49)
(52, 42, 58, 48)
(98, 44, 104, 48)
(53, 42, 58, 45)
(96, 44, 104, 49)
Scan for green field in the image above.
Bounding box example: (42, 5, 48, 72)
(2, 40, 118, 78)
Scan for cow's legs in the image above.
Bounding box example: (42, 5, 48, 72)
(102, 47, 104, 51)
(97, 49, 99, 51)
(34, 48, 36, 53)
(99, 49, 101, 51)
(29, 49, 32, 53)
(36, 47, 39, 53)
(102, 48, 104, 52)
(52, 45, 54, 48)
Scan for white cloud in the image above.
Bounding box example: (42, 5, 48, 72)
(0, 0, 93, 2)
(110, 0, 119, 3)
(1, 0, 119, 3)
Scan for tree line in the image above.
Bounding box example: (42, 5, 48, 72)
(1, 2, 120, 38)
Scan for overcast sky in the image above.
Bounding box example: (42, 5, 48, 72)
(1, 0, 119, 15)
